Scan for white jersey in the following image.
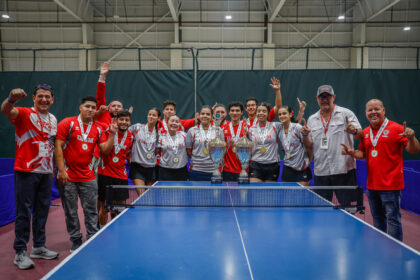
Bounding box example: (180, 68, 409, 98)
(158, 131, 188, 169)
(248, 122, 282, 164)
(128, 123, 159, 168)
(277, 122, 310, 170)
(186, 125, 224, 173)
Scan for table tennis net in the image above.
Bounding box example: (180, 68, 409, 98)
(105, 185, 364, 213)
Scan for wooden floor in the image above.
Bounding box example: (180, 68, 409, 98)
(0, 196, 419, 280)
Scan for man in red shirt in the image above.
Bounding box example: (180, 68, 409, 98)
(221, 102, 248, 181)
(342, 99, 420, 241)
(1, 85, 59, 269)
(97, 109, 134, 226)
(54, 96, 117, 252)
(158, 100, 196, 134)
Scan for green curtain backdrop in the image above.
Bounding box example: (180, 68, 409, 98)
(1, 69, 419, 159)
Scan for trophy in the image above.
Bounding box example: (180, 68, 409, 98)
(208, 113, 227, 184)
(233, 127, 253, 184)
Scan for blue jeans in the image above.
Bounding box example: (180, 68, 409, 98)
(366, 189, 402, 241)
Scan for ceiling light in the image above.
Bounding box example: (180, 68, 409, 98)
(403, 26, 411, 31)
(2, 14, 10, 19)
(225, 15, 232, 20)
(337, 15, 345, 20)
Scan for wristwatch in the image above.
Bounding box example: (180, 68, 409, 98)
(7, 97, 16, 104)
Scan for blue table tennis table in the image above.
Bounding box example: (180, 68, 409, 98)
(43, 181, 420, 280)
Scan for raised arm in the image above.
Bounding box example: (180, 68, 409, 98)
(400, 122, 420, 154)
(96, 62, 110, 108)
(295, 98, 306, 124)
(1, 88, 27, 120)
(99, 123, 118, 155)
(269, 77, 283, 115)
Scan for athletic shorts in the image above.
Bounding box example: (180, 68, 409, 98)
(222, 171, 240, 182)
(158, 166, 189, 181)
(97, 174, 128, 202)
(249, 161, 280, 181)
(129, 162, 156, 183)
(281, 165, 312, 182)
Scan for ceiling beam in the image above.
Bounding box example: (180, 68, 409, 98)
(269, 0, 287, 22)
(166, 0, 179, 21)
(354, 0, 401, 22)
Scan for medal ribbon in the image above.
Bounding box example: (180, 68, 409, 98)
(369, 118, 389, 149)
(144, 125, 156, 151)
(229, 120, 243, 142)
(114, 131, 128, 154)
(257, 123, 269, 146)
(78, 115, 93, 142)
(320, 105, 335, 135)
(282, 123, 294, 155)
(34, 108, 51, 141)
(166, 133, 180, 155)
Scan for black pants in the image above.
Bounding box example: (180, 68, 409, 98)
(313, 169, 358, 206)
(14, 171, 53, 252)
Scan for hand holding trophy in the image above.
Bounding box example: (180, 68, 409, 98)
(233, 126, 254, 184)
(208, 113, 227, 184)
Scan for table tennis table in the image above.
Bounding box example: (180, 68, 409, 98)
(43, 181, 420, 280)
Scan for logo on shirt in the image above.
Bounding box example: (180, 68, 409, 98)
(383, 130, 389, 137)
(365, 134, 369, 139)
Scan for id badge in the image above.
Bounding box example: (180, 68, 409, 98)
(320, 136, 328, 150)
(39, 142, 50, 157)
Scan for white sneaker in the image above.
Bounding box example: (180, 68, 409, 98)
(30, 246, 59, 260)
(14, 251, 35, 270)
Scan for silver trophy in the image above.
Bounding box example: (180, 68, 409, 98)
(233, 127, 253, 184)
(208, 113, 227, 184)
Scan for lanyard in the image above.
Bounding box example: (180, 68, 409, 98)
(282, 123, 294, 153)
(77, 115, 93, 142)
(320, 105, 335, 135)
(257, 123, 269, 146)
(114, 131, 128, 154)
(370, 118, 389, 148)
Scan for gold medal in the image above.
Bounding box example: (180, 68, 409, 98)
(260, 146, 267, 154)
(371, 149, 378, 157)
(203, 148, 209, 155)
(146, 152, 153, 160)
(112, 156, 119, 163)
(82, 143, 88, 150)
(173, 156, 179, 163)
(232, 147, 237, 153)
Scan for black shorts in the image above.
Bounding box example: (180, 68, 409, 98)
(158, 166, 189, 181)
(97, 174, 128, 202)
(129, 162, 156, 183)
(222, 171, 240, 182)
(313, 169, 358, 205)
(249, 161, 280, 181)
(281, 165, 312, 182)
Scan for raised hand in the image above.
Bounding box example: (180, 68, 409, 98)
(399, 121, 415, 140)
(345, 116, 357, 135)
(297, 97, 307, 112)
(300, 118, 311, 136)
(269, 77, 281, 91)
(341, 143, 355, 156)
(99, 105, 107, 113)
(100, 62, 110, 78)
(128, 106, 134, 114)
(109, 119, 118, 134)
(9, 88, 27, 102)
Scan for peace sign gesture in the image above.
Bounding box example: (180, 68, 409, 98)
(399, 121, 415, 140)
(297, 97, 307, 112)
(269, 77, 281, 91)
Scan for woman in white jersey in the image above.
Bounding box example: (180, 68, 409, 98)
(186, 106, 224, 181)
(157, 115, 189, 181)
(277, 105, 312, 186)
(248, 102, 282, 182)
(128, 107, 160, 195)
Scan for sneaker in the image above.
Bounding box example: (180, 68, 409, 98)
(30, 246, 59, 260)
(70, 239, 83, 253)
(14, 251, 35, 270)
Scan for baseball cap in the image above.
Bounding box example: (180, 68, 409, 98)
(317, 85, 334, 96)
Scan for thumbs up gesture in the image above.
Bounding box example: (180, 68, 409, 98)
(399, 121, 415, 140)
